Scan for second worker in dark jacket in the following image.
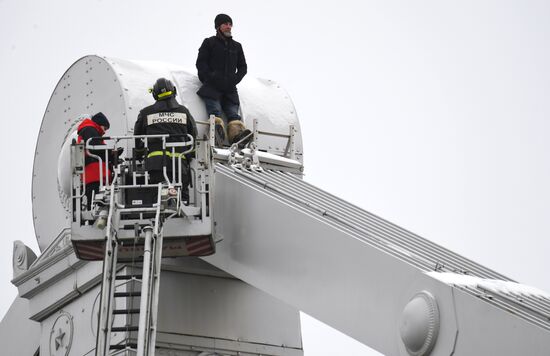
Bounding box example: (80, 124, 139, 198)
(134, 78, 197, 187)
(77, 112, 112, 209)
(196, 13, 250, 147)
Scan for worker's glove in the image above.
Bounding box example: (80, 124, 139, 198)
(134, 147, 146, 159)
(110, 147, 125, 165)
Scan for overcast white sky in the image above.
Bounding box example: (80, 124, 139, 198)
(1, 1, 550, 355)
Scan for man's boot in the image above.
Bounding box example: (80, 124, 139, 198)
(214, 117, 226, 147)
(227, 120, 252, 148)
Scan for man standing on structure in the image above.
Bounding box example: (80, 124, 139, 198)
(77, 112, 111, 209)
(134, 78, 197, 198)
(196, 13, 250, 147)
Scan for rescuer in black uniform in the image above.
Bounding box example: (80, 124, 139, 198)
(134, 78, 197, 195)
(196, 13, 250, 147)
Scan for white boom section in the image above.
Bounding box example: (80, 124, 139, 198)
(205, 164, 550, 356)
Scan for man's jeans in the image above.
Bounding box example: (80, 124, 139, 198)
(202, 97, 241, 121)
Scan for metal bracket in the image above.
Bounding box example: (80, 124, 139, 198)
(246, 141, 263, 172)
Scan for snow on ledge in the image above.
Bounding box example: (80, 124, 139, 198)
(426, 271, 550, 300)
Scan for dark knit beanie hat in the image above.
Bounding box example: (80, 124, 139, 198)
(92, 112, 110, 129)
(215, 14, 232, 29)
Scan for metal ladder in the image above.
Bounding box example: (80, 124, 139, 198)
(95, 183, 165, 356)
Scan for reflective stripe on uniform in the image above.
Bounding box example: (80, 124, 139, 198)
(147, 150, 187, 159)
(157, 91, 173, 98)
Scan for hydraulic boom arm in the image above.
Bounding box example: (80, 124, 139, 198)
(205, 164, 550, 356)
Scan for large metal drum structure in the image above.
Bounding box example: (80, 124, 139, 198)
(34, 55, 303, 252)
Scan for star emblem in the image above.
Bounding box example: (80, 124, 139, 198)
(55, 328, 66, 350)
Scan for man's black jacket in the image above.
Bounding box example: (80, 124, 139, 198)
(196, 35, 247, 103)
